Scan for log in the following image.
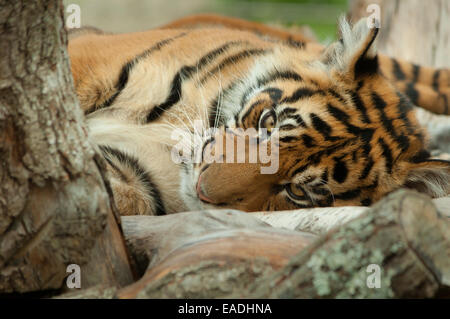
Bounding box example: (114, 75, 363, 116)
(234, 189, 450, 298)
(252, 206, 369, 235)
(55, 190, 450, 299)
(251, 196, 450, 235)
(0, 0, 134, 293)
(116, 210, 316, 298)
(53, 285, 118, 299)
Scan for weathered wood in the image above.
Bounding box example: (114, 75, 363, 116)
(251, 196, 450, 235)
(54, 285, 118, 299)
(0, 0, 134, 293)
(117, 210, 316, 298)
(349, 0, 450, 68)
(58, 189, 449, 299)
(233, 189, 449, 298)
(252, 206, 369, 235)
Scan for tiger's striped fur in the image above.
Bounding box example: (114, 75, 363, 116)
(68, 15, 450, 215)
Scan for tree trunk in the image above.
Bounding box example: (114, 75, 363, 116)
(0, 0, 134, 293)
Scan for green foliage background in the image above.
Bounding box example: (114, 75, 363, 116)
(216, 0, 348, 41)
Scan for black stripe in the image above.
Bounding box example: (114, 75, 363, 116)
(310, 113, 339, 141)
(395, 91, 415, 134)
(392, 58, 406, 80)
(240, 70, 303, 107)
(411, 64, 420, 83)
(280, 136, 299, 143)
(262, 87, 283, 103)
(309, 187, 329, 196)
(240, 99, 265, 127)
(317, 196, 334, 207)
(332, 158, 348, 184)
(194, 41, 246, 76)
(410, 149, 431, 163)
(355, 55, 379, 78)
(334, 189, 361, 201)
(301, 134, 316, 147)
(291, 164, 308, 177)
(325, 103, 374, 156)
(378, 137, 393, 174)
(279, 124, 297, 131)
(321, 168, 329, 183)
(353, 28, 379, 78)
(327, 103, 350, 122)
(404, 82, 419, 105)
(199, 48, 267, 85)
(432, 70, 441, 91)
(291, 114, 307, 127)
(278, 108, 307, 128)
(146, 42, 247, 123)
(278, 107, 297, 117)
(359, 157, 374, 180)
(349, 90, 371, 123)
(328, 88, 347, 104)
(281, 88, 321, 104)
(286, 36, 305, 49)
(99, 145, 166, 216)
(87, 32, 188, 114)
(371, 92, 410, 152)
(146, 69, 184, 123)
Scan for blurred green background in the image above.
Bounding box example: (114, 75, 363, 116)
(64, 0, 348, 42)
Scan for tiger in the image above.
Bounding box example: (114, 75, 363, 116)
(68, 14, 450, 216)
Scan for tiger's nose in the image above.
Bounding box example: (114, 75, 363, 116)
(196, 173, 214, 203)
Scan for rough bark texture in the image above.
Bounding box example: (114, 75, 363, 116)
(0, 0, 133, 293)
(64, 190, 449, 299)
(234, 190, 450, 298)
(117, 210, 316, 298)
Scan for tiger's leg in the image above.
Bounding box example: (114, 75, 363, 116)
(378, 55, 450, 115)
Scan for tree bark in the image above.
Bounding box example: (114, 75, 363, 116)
(88, 190, 445, 299)
(0, 0, 133, 293)
(235, 190, 450, 298)
(118, 210, 316, 299)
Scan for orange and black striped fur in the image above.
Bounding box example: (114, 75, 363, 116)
(68, 15, 450, 216)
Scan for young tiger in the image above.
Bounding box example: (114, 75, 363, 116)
(68, 15, 450, 216)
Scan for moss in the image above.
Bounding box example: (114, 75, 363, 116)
(138, 258, 275, 298)
(304, 208, 398, 298)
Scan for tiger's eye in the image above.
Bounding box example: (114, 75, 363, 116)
(285, 183, 308, 201)
(259, 109, 277, 133)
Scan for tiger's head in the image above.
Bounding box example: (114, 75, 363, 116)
(180, 18, 450, 212)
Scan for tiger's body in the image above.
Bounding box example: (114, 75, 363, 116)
(68, 15, 450, 216)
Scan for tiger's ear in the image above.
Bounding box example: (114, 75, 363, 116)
(403, 160, 450, 198)
(322, 17, 379, 79)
